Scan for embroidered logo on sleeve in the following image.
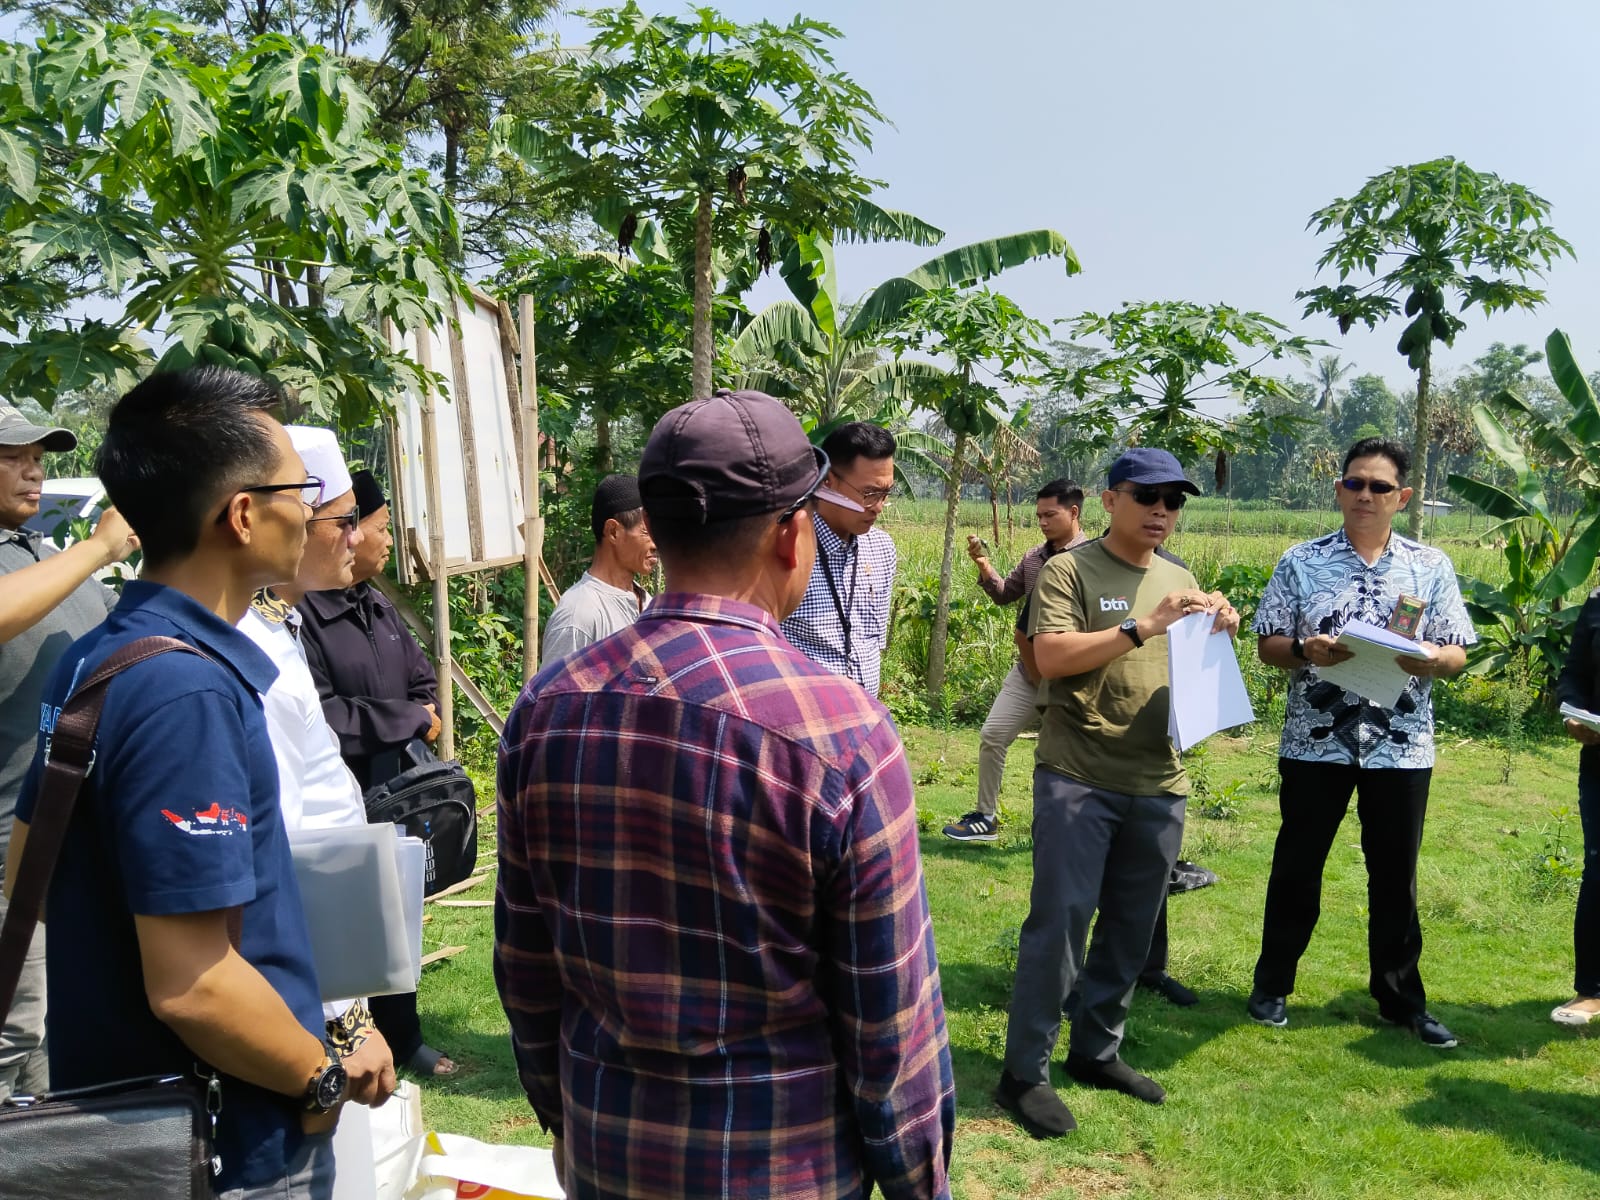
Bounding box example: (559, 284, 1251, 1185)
(160, 803, 250, 836)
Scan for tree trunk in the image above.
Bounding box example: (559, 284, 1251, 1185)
(691, 190, 715, 399)
(595, 410, 613, 474)
(988, 484, 1000, 549)
(1407, 351, 1431, 538)
(926, 427, 967, 713)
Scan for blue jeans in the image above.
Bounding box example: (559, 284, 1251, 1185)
(215, 1130, 335, 1200)
(1576, 766, 1600, 996)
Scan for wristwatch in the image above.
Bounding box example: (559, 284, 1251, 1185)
(1291, 637, 1307, 661)
(303, 1041, 348, 1113)
(1119, 617, 1144, 649)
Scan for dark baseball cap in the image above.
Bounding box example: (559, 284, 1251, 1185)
(1107, 447, 1199, 495)
(0, 402, 75, 452)
(639, 389, 862, 523)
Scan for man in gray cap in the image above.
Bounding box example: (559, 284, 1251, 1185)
(495, 390, 955, 1199)
(540, 473, 658, 663)
(0, 402, 138, 1099)
(997, 447, 1239, 1137)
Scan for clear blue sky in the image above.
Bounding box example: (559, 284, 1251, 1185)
(574, 0, 1600, 390)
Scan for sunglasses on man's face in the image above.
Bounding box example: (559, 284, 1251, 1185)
(1339, 478, 1400, 495)
(306, 504, 361, 532)
(1116, 485, 1188, 511)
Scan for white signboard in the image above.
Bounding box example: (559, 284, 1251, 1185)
(388, 292, 525, 583)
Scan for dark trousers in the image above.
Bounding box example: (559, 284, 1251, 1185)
(369, 990, 424, 1062)
(1253, 757, 1431, 1018)
(1142, 898, 1170, 980)
(1577, 767, 1600, 996)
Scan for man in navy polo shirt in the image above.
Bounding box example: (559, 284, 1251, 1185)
(6, 368, 381, 1199)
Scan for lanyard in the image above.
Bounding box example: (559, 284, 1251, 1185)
(818, 538, 860, 676)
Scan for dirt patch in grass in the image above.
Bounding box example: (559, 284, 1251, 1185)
(957, 1146, 1154, 1200)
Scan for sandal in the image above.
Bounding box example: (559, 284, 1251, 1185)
(1550, 997, 1600, 1026)
(404, 1043, 460, 1076)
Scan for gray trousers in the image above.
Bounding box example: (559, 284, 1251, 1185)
(1004, 768, 1185, 1081)
(975, 664, 1040, 819)
(0, 893, 47, 1101)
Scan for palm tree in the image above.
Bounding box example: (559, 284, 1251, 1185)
(1313, 354, 1351, 415)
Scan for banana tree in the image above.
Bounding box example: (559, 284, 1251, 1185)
(1446, 330, 1600, 697)
(888, 287, 1048, 710)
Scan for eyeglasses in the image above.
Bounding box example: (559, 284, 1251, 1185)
(831, 474, 895, 510)
(779, 448, 832, 525)
(213, 476, 325, 524)
(1114, 485, 1188, 511)
(1339, 477, 1400, 495)
(306, 504, 360, 532)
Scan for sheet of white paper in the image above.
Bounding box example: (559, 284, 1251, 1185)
(1560, 702, 1600, 733)
(1165, 611, 1255, 752)
(1316, 620, 1431, 708)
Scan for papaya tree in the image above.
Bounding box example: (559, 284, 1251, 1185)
(1299, 158, 1571, 536)
(887, 287, 1047, 710)
(0, 13, 461, 424)
(493, 3, 902, 398)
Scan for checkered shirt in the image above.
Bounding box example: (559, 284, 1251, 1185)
(780, 513, 897, 697)
(495, 593, 954, 1200)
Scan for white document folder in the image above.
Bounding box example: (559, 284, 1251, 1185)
(1317, 619, 1434, 708)
(1166, 611, 1255, 752)
(291, 824, 425, 1002)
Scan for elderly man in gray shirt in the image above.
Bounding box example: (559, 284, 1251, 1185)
(0, 403, 138, 1099)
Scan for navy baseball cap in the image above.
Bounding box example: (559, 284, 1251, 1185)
(1107, 447, 1199, 495)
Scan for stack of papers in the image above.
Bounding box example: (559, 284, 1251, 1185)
(1560, 702, 1600, 732)
(1317, 620, 1433, 708)
(1166, 611, 1255, 752)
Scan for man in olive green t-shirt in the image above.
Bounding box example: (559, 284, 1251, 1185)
(995, 448, 1240, 1139)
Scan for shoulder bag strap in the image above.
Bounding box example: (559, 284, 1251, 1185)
(0, 635, 208, 1024)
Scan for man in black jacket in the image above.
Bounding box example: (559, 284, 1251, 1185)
(297, 469, 456, 1077)
(298, 471, 439, 791)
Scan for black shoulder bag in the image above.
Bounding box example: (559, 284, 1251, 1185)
(362, 738, 478, 896)
(0, 636, 222, 1200)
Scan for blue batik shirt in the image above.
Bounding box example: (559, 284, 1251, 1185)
(1253, 529, 1477, 770)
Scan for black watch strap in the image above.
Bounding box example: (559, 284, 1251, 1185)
(1119, 617, 1143, 649)
(1291, 636, 1307, 661)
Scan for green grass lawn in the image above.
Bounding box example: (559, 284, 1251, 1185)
(414, 725, 1599, 1199)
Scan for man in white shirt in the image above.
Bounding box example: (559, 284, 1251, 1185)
(541, 474, 656, 662)
(236, 427, 398, 1194)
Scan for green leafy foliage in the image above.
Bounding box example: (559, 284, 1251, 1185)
(1298, 157, 1572, 534)
(1448, 331, 1600, 699)
(0, 14, 464, 424)
(1059, 300, 1319, 466)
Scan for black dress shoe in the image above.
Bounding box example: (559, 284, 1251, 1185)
(1247, 990, 1288, 1027)
(1138, 971, 1198, 1007)
(1063, 1053, 1166, 1104)
(995, 1069, 1077, 1137)
(1381, 1009, 1458, 1048)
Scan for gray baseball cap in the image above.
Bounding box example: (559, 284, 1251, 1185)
(639, 389, 861, 523)
(0, 402, 75, 452)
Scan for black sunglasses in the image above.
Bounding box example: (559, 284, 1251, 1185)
(306, 503, 360, 532)
(214, 476, 326, 524)
(778, 447, 832, 525)
(1116, 485, 1188, 511)
(1339, 477, 1399, 495)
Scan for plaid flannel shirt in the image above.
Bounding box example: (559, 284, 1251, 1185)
(780, 513, 897, 697)
(495, 594, 954, 1200)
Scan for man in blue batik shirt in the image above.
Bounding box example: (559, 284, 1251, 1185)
(1246, 437, 1476, 1049)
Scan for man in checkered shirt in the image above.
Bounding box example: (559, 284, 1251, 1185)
(780, 422, 898, 696)
(495, 390, 954, 1199)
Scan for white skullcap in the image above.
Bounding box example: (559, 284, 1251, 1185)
(286, 426, 354, 508)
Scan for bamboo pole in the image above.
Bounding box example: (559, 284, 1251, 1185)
(519, 293, 544, 682)
(415, 330, 454, 760)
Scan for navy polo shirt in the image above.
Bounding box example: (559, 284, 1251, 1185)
(15, 581, 325, 1191)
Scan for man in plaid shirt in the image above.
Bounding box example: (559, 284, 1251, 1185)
(495, 389, 955, 1199)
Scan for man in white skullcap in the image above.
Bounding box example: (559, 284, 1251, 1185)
(236, 426, 397, 1197)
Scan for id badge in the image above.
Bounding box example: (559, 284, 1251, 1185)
(1388, 593, 1426, 640)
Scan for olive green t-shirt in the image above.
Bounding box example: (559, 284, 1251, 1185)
(1028, 539, 1197, 797)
